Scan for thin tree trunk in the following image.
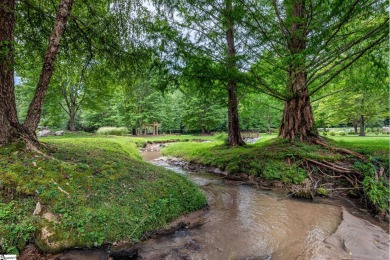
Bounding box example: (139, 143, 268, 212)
(353, 120, 358, 134)
(225, 0, 244, 146)
(266, 107, 271, 134)
(359, 115, 365, 136)
(279, 0, 318, 142)
(359, 98, 365, 136)
(23, 0, 74, 132)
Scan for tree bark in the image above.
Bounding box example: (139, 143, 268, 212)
(266, 107, 271, 134)
(0, 0, 17, 145)
(359, 98, 365, 136)
(279, 0, 318, 142)
(69, 110, 76, 131)
(23, 0, 74, 132)
(359, 115, 365, 136)
(0, 0, 38, 146)
(225, 0, 244, 146)
(353, 120, 358, 134)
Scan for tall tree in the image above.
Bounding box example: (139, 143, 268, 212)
(153, 0, 246, 145)
(0, 0, 73, 147)
(244, 0, 388, 142)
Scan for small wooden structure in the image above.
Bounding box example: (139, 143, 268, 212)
(142, 122, 160, 135)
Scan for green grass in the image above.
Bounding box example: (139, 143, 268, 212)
(162, 136, 340, 183)
(43, 132, 215, 148)
(328, 135, 389, 161)
(0, 136, 206, 254)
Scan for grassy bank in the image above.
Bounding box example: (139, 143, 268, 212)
(163, 137, 340, 183)
(162, 135, 389, 212)
(0, 136, 206, 254)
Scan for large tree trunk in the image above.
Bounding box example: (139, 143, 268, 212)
(279, 88, 317, 141)
(0, 0, 38, 146)
(279, 0, 317, 142)
(23, 0, 74, 132)
(0, 0, 18, 145)
(225, 0, 244, 146)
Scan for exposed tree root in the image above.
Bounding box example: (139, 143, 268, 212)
(314, 139, 367, 161)
(305, 158, 354, 174)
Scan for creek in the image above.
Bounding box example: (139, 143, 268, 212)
(137, 148, 343, 259)
(137, 144, 389, 260)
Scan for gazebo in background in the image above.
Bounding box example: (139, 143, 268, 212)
(142, 122, 160, 135)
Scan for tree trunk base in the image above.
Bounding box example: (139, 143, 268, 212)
(279, 92, 318, 142)
(0, 122, 40, 151)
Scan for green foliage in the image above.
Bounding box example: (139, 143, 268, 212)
(262, 161, 307, 184)
(96, 127, 128, 136)
(316, 187, 329, 196)
(213, 132, 228, 143)
(0, 201, 36, 254)
(0, 136, 206, 253)
(354, 161, 389, 211)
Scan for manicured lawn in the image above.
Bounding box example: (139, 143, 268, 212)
(327, 135, 389, 161)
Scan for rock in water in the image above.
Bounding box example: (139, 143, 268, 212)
(37, 129, 53, 137)
(303, 207, 390, 259)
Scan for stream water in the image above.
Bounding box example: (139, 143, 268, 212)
(138, 149, 345, 260)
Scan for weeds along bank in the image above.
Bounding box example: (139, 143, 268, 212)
(0, 137, 206, 254)
(162, 136, 390, 218)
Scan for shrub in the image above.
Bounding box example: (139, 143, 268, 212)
(96, 127, 128, 136)
(213, 132, 228, 142)
(316, 187, 329, 196)
(339, 132, 346, 136)
(329, 132, 336, 136)
(322, 131, 328, 136)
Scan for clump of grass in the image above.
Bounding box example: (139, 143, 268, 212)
(0, 137, 206, 254)
(213, 132, 228, 143)
(96, 127, 128, 136)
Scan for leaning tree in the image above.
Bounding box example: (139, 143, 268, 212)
(0, 0, 73, 147)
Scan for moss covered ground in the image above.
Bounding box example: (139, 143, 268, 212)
(0, 135, 206, 254)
